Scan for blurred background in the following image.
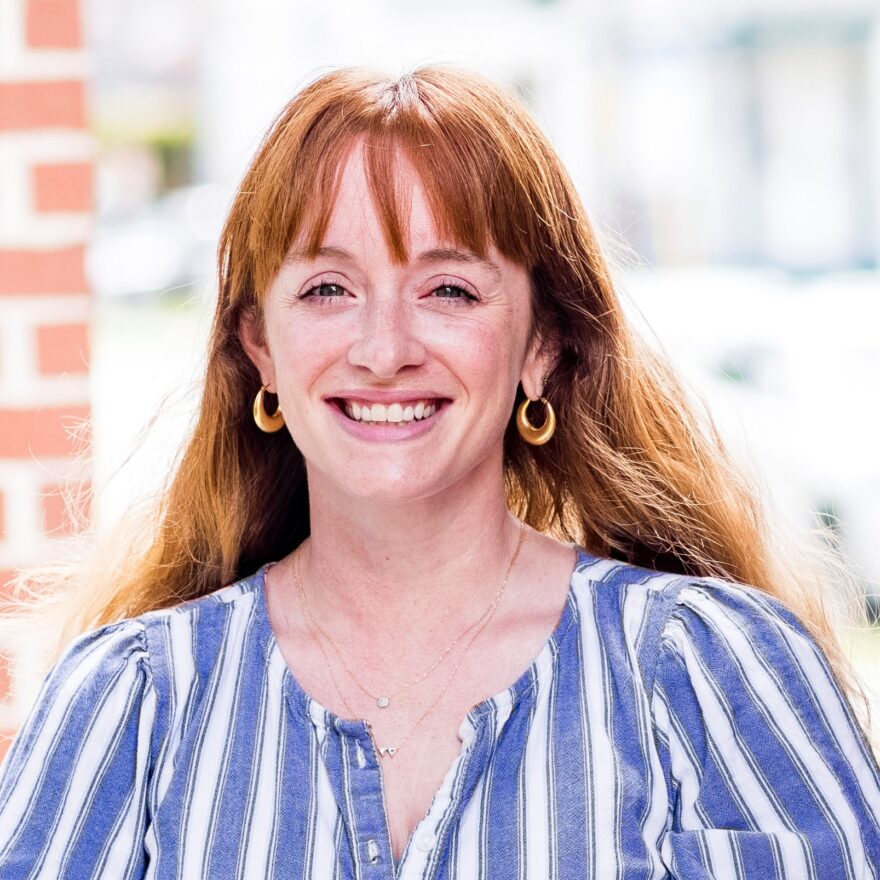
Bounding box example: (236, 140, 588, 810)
(0, 0, 878, 741)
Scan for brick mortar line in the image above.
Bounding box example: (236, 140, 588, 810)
(0, 382, 91, 406)
(0, 131, 93, 154)
(0, 226, 93, 247)
(0, 294, 90, 319)
(0, 54, 90, 82)
(0, 457, 89, 481)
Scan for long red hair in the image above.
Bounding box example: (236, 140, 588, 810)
(2, 64, 871, 735)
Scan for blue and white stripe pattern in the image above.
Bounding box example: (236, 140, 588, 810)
(1, 547, 879, 878)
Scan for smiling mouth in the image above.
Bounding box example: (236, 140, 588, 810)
(330, 398, 450, 425)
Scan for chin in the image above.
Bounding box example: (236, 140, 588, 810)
(339, 477, 436, 505)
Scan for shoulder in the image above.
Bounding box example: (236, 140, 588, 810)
(22, 611, 156, 725)
(33, 565, 270, 732)
(572, 547, 789, 625)
(25, 616, 153, 726)
(120, 566, 271, 728)
(635, 570, 880, 874)
(0, 616, 157, 809)
(570, 549, 824, 696)
(655, 571, 826, 687)
(31, 566, 273, 762)
(570, 550, 693, 673)
(12, 611, 158, 752)
(55, 615, 150, 673)
(572, 548, 691, 616)
(139, 563, 267, 624)
(643, 567, 877, 786)
(132, 564, 268, 660)
(46, 565, 267, 676)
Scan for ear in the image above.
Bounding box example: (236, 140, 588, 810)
(520, 331, 558, 401)
(238, 307, 277, 391)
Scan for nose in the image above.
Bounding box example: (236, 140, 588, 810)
(346, 290, 426, 378)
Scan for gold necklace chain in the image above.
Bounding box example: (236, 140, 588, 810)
(291, 520, 527, 758)
(301, 560, 504, 758)
(294, 519, 525, 710)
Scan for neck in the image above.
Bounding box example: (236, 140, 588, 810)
(279, 462, 530, 654)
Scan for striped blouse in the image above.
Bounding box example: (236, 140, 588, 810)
(1, 547, 879, 879)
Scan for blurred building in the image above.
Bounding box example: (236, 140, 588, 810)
(84, 0, 880, 280)
(614, 1, 880, 272)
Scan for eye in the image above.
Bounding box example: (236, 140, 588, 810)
(431, 282, 479, 305)
(298, 281, 348, 305)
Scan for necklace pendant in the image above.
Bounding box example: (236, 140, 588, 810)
(376, 696, 390, 708)
(378, 746, 397, 758)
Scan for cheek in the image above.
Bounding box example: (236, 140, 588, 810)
(265, 325, 327, 391)
(453, 324, 522, 377)
(267, 310, 522, 391)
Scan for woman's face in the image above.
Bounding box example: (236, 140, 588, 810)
(240, 141, 553, 504)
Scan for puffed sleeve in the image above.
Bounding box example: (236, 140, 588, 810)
(0, 618, 156, 879)
(650, 579, 880, 879)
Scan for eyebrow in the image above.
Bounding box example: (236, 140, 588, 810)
(283, 245, 502, 280)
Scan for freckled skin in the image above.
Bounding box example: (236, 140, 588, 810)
(238, 138, 569, 865)
(241, 138, 548, 505)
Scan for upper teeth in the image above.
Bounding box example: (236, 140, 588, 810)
(343, 399, 440, 423)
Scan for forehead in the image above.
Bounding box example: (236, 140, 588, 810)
(284, 144, 505, 279)
(286, 134, 511, 272)
(322, 142, 434, 252)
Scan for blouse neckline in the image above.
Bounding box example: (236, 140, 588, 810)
(250, 545, 588, 733)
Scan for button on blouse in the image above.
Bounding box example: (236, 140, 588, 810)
(1, 549, 878, 879)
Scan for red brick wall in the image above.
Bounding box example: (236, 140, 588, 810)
(0, 0, 93, 762)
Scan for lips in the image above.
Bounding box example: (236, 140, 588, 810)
(328, 397, 450, 425)
(325, 394, 449, 441)
(332, 396, 447, 407)
(326, 390, 452, 403)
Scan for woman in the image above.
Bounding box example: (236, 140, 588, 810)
(0, 65, 878, 879)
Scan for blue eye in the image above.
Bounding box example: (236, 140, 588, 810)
(299, 283, 346, 304)
(297, 280, 479, 306)
(433, 284, 478, 304)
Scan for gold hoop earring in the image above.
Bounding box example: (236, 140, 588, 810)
(253, 385, 285, 433)
(516, 396, 555, 445)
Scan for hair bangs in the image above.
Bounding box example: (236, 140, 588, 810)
(248, 86, 545, 301)
(274, 132, 519, 276)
